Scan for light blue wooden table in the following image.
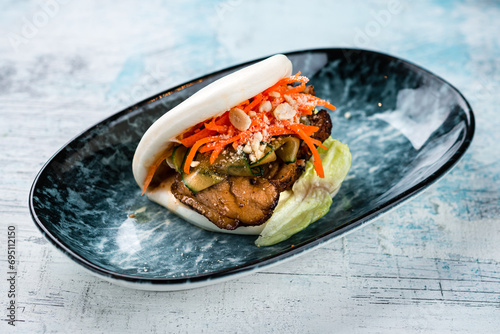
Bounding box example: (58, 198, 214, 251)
(1, 0, 499, 333)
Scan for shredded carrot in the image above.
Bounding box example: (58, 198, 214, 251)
(209, 135, 241, 163)
(200, 132, 247, 158)
(310, 138, 328, 150)
(263, 71, 309, 94)
(284, 83, 306, 96)
(250, 112, 270, 128)
(181, 128, 216, 147)
(183, 136, 220, 174)
(293, 94, 336, 113)
(215, 112, 231, 125)
(280, 121, 319, 136)
(205, 118, 227, 132)
(235, 99, 249, 110)
(178, 71, 333, 176)
(266, 126, 295, 137)
(181, 120, 205, 139)
(141, 150, 172, 195)
(142, 72, 336, 193)
(299, 105, 315, 115)
(288, 125, 324, 178)
(198, 134, 240, 162)
(244, 94, 264, 113)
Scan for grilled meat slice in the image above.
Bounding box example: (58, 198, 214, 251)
(171, 174, 279, 230)
(302, 84, 315, 95)
(309, 109, 332, 143)
(267, 161, 305, 192)
(298, 109, 332, 160)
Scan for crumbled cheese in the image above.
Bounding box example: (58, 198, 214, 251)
(244, 132, 267, 162)
(229, 107, 251, 131)
(250, 132, 263, 152)
(273, 102, 296, 120)
(242, 144, 252, 154)
(259, 100, 272, 113)
(248, 110, 256, 117)
(190, 161, 200, 167)
(268, 91, 280, 98)
(284, 94, 296, 107)
(255, 149, 265, 160)
(344, 112, 351, 119)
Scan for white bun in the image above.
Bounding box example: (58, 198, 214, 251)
(132, 54, 293, 235)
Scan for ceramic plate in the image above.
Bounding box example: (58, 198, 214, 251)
(29, 49, 474, 290)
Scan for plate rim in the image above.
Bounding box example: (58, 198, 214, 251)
(28, 48, 475, 287)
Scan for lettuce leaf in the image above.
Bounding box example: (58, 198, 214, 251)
(255, 137, 351, 246)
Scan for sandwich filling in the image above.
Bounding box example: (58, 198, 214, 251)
(143, 73, 336, 230)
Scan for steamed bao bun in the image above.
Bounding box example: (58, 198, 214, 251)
(132, 55, 293, 235)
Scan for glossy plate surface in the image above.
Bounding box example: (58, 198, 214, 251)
(29, 49, 474, 290)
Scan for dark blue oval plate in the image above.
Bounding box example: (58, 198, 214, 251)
(29, 49, 474, 290)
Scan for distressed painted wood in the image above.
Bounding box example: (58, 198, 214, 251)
(1, 0, 499, 333)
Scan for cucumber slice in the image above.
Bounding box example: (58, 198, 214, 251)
(250, 144, 277, 167)
(227, 160, 254, 176)
(211, 150, 254, 176)
(251, 166, 263, 176)
(275, 137, 300, 163)
(172, 145, 188, 172)
(182, 169, 225, 193)
(178, 146, 225, 192)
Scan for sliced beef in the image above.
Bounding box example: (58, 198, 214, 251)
(171, 174, 279, 230)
